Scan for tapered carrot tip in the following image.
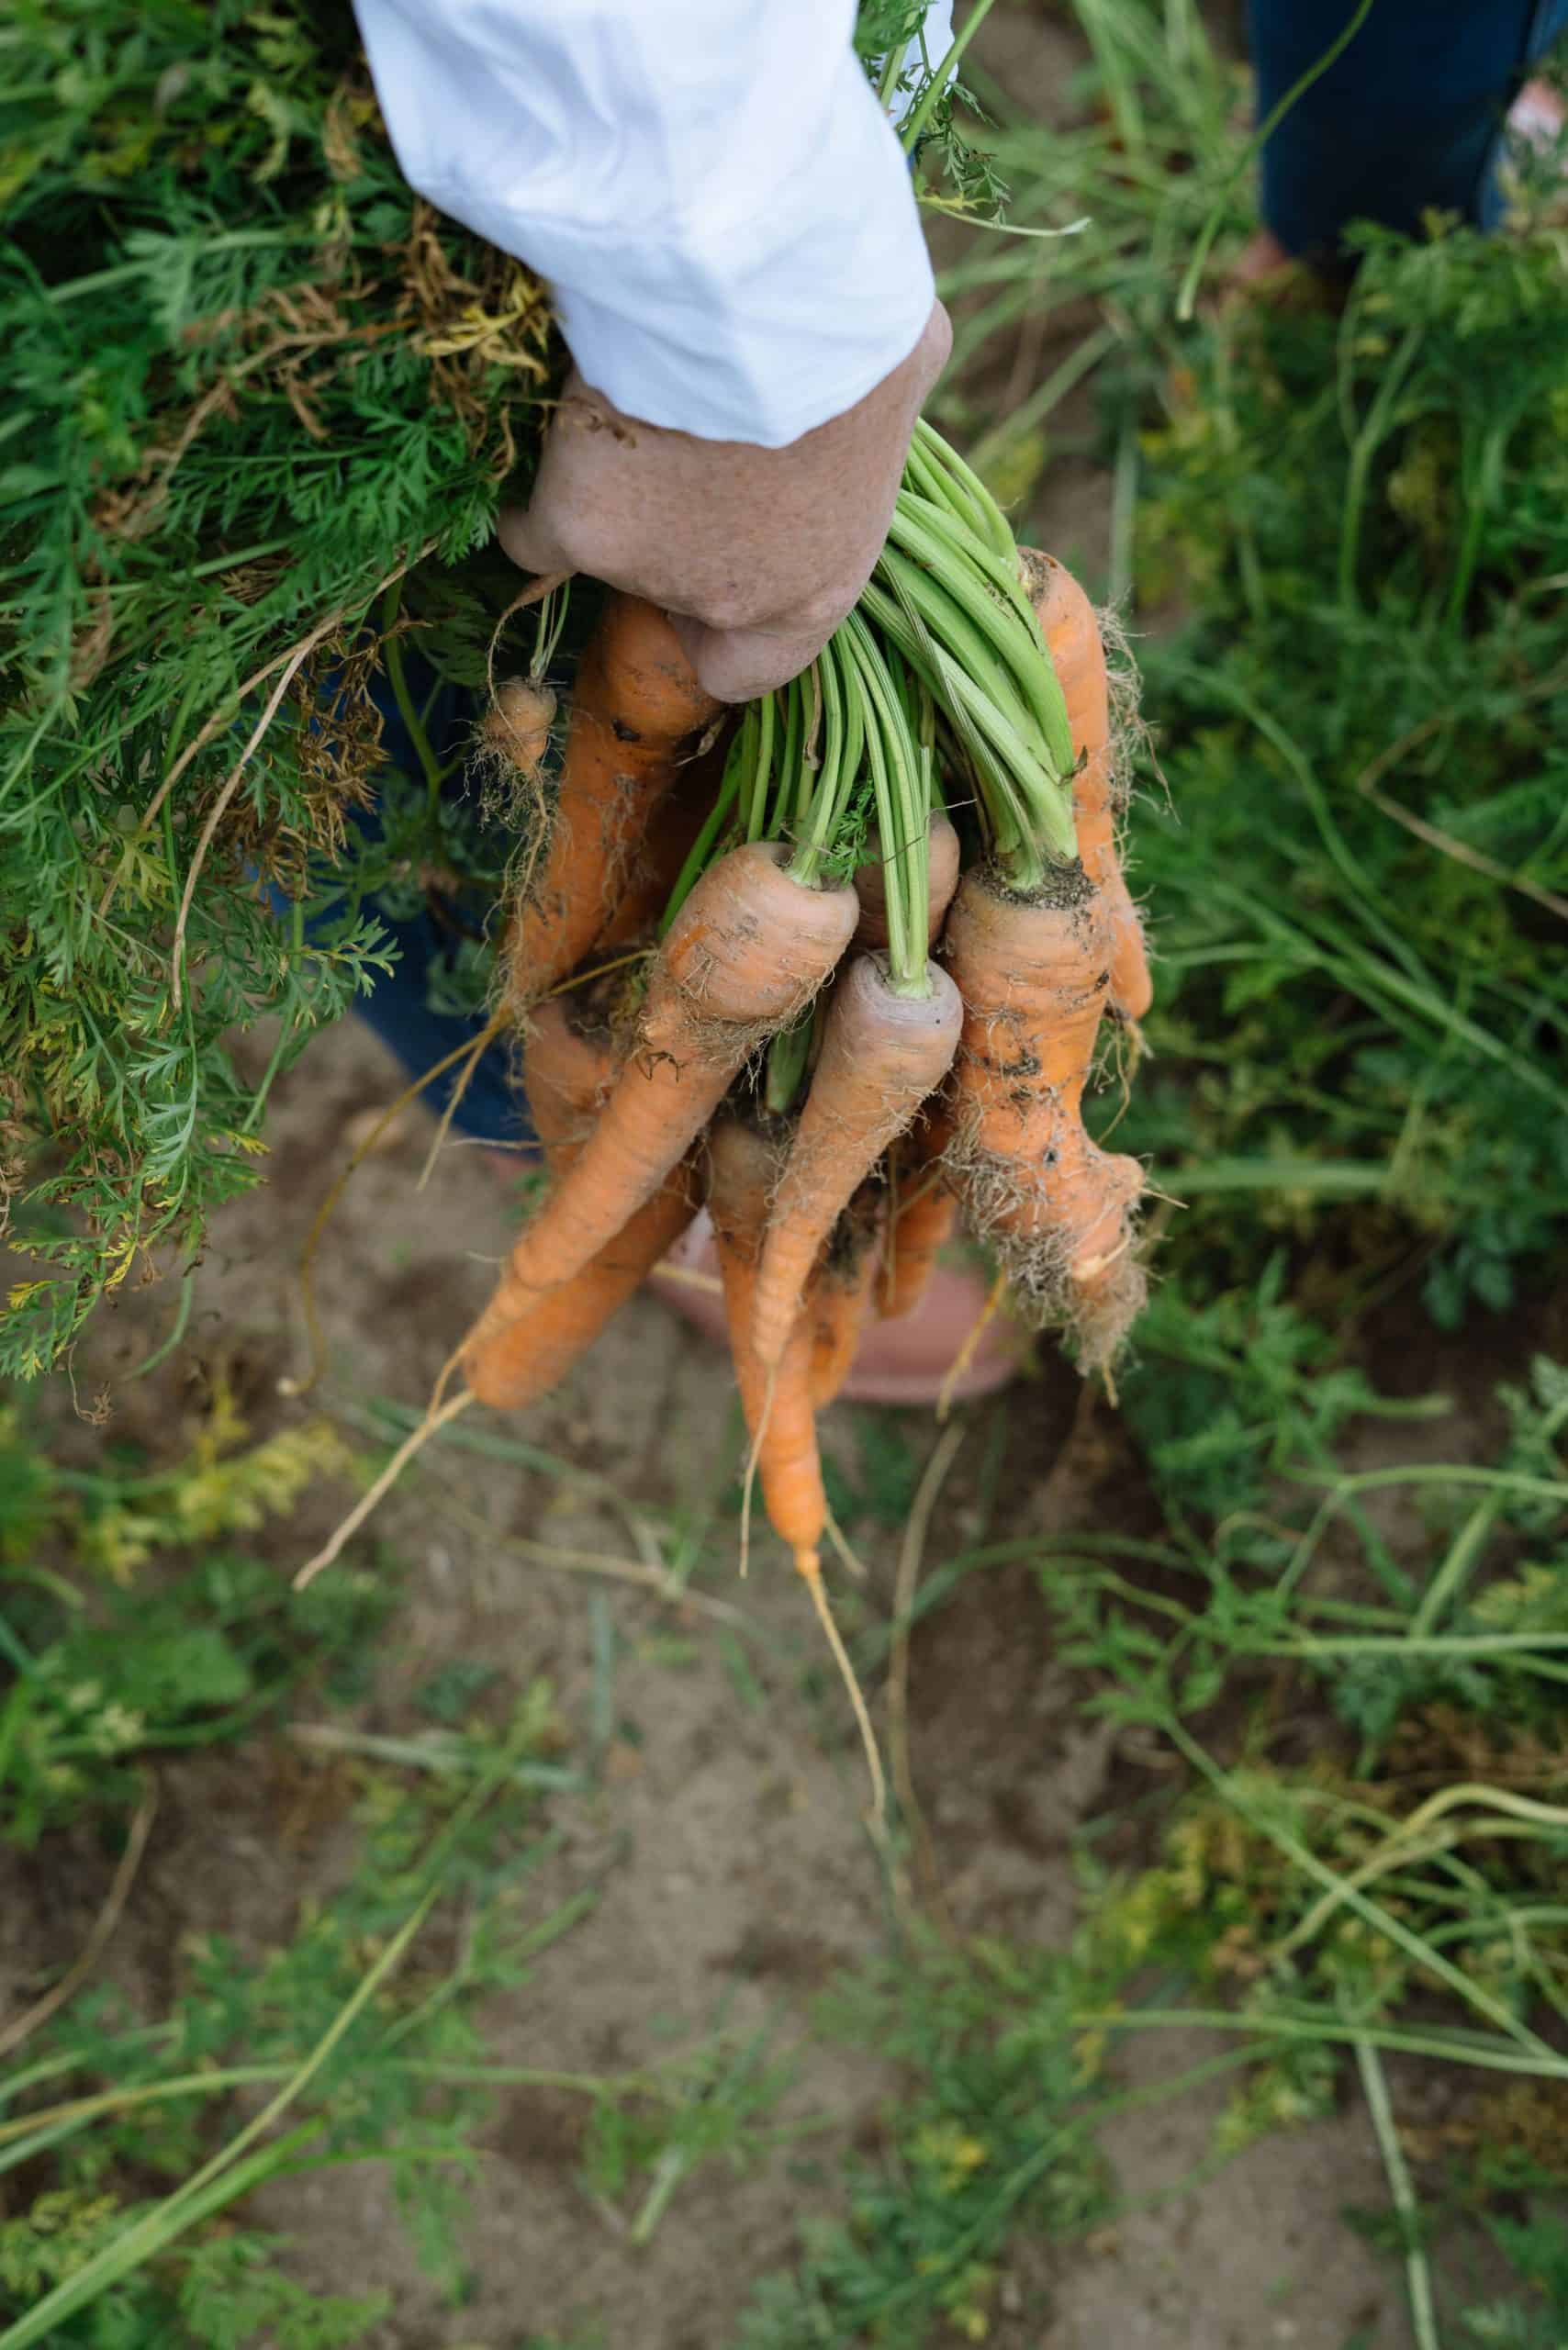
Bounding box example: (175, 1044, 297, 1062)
(707, 1115, 830, 1571)
(793, 1548, 821, 1581)
(750, 952, 962, 1372)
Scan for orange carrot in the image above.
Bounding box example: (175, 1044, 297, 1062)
(808, 1189, 883, 1408)
(592, 721, 731, 955)
(940, 862, 1144, 1368)
(502, 593, 720, 1008)
(496, 840, 857, 1308)
(707, 1115, 825, 1574)
(853, 811, 961, 953)
(521, 994, 615, 1159)
(878, 1138, 958, 1321)
(460, 999, 695, 1410)
(462, 1178, 696, 1411)
(1021, 549, 1152, 1023)
(750, 950, 962, 1371)
(484, 675, 557, 791)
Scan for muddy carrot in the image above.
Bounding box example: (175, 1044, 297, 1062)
(461, 1181, 696, 1411)
(502, 593, 720, 1008)
(592, 722, 732, 954)
(495, 840, 857, 1307)
(750, 948, 962, 1371)
(940, 862, 1145, 1370)
(484, 675, 557, 789)
(1020, 548, 1152, 1022)
(707, 1115, 826, 1574)
(853, 811, 961, 953)
(460, 999, 695, 1410)
(808, 1191, 883, 1408)
(878, 1137, 958, 1322)
(520, 994, 615, 1158)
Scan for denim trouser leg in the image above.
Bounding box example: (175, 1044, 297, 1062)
(1249, 0, 1568, 260)
(286, 665, 532, 1151)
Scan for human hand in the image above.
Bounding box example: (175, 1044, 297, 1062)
(497, 300, 951, 702)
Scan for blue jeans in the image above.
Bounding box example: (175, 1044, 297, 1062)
(1251, 0, 1568, 260)
(286, 658, 532, 1148)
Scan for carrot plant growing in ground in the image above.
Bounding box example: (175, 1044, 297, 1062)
(935, 0, 1568, 1331)
(1030, 1349, 1568, 2350)
(0, 0, 570, 1383)
(1124, 211, 1568, 1332)
(0, 0, 1026, 1388)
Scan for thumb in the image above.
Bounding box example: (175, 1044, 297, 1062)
(496, 498, 574, 580)
(671, 615, 829, 705)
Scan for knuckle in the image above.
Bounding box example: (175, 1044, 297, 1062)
(790, 587, 853, 641)
(692, 583, 770, 633)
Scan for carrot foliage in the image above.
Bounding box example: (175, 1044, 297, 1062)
(1124, 218, 1568, 1326)
(0, 0, 1010, 1381)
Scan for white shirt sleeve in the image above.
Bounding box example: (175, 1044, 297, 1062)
(352, 0, 938, 449)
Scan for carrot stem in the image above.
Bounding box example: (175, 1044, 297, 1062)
(887, 500, 1073, 773)
(745, 691, 776, 844)
(777, 675, 805, 836)
(659, 751, 742, 937)
(532, 578, 572, 675)
(765, 1004, 817, 1116)
(841, 615, 929, 997)
(913, 416, 1016, 564)
(788, 633, 863, 886)
(380, 583, 444, 835)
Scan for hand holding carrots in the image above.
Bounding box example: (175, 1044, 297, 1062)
(466, 423, 1152, 1566)
(496, 304, 952, 702)
(303, 422, 1154, 1780)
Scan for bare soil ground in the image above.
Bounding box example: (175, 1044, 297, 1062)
(8, 1002, 1402, 2350)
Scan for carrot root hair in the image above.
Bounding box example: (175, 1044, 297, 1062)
(295, 1387, 475, 1592)
(935, 1266, 1008, 1423)
(943, 1122, 1148, 1371)
(796, 1547, 887, 1836)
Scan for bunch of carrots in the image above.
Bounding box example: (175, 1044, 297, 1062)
(299, 423, 1151, 1761)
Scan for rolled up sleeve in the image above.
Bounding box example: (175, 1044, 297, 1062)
(353, 0, 938, 447)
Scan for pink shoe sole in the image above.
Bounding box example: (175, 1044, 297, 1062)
(647, 1212, 1026, 1408)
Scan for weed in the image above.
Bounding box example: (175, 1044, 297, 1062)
(739, 1941, 1113, 2349)
(935, 0, 1568, 1328)
(0, 1662, 588, 2343)
(581, 2010, 812, 2246)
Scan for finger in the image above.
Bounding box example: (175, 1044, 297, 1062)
(497, 499, 575, 580)
(671, 616, 831, 704)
